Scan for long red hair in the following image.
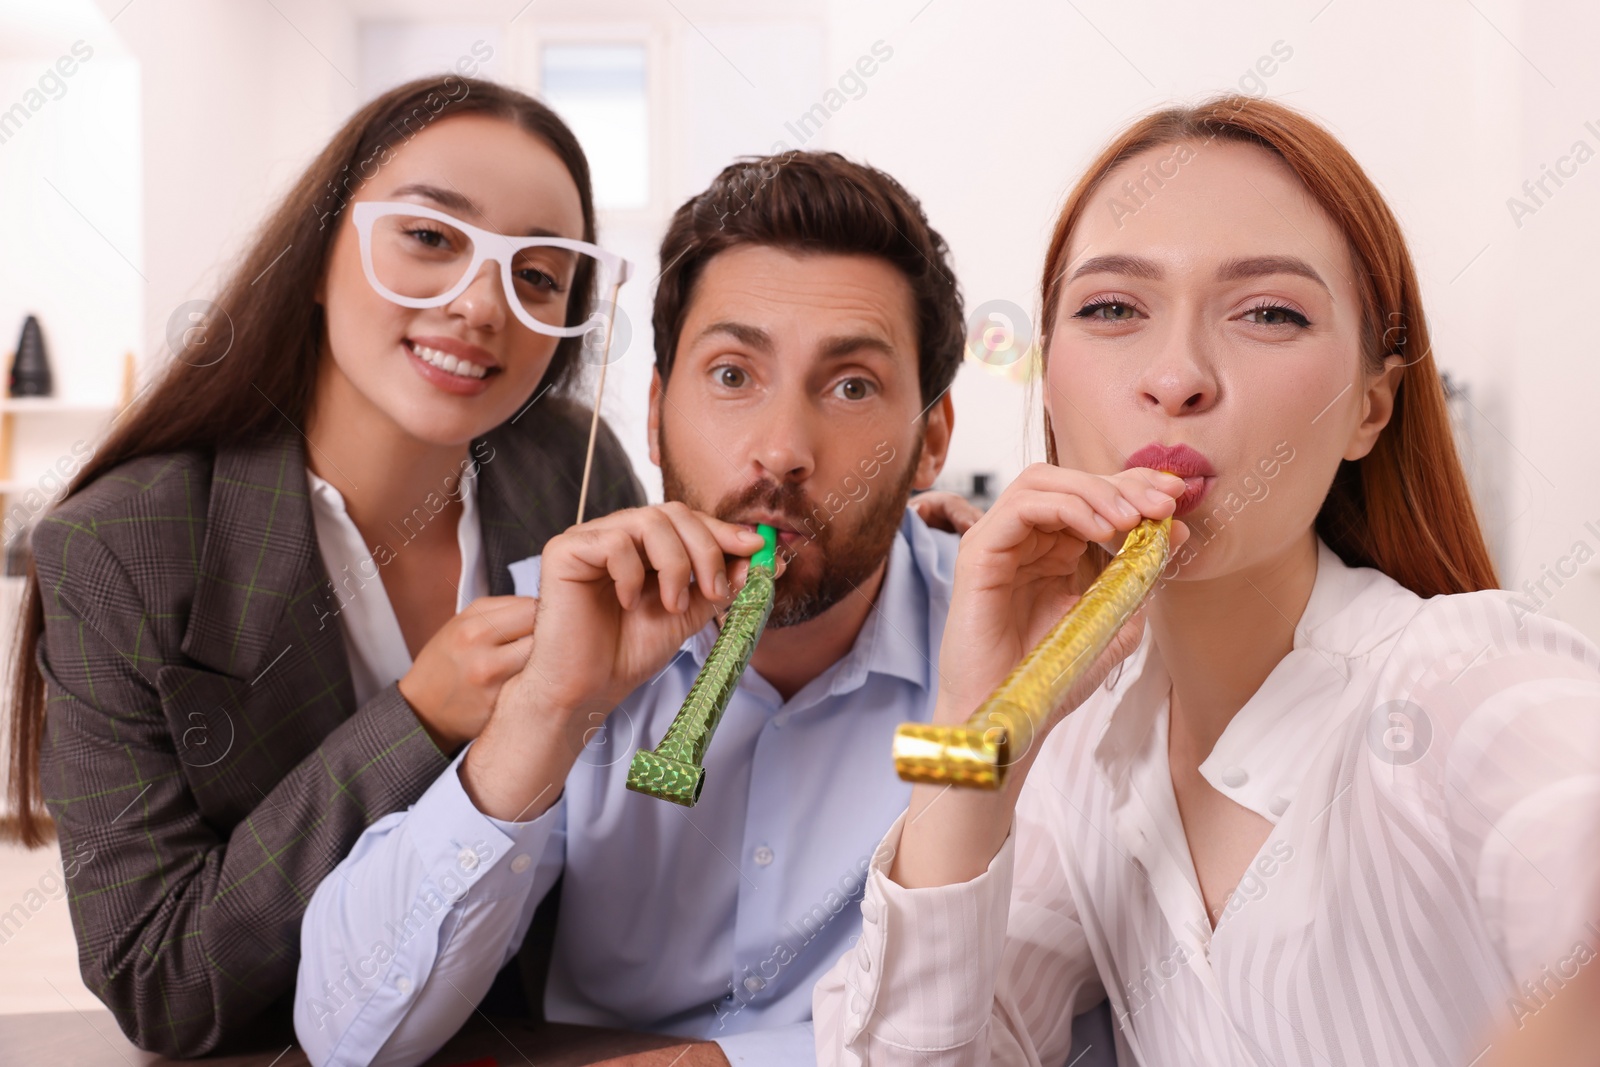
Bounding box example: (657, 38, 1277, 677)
(1037, 95, 1497, 598)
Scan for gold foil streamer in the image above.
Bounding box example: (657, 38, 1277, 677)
(893, 516, 1171, 789)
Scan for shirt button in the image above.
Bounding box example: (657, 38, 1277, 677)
(850, 992, 867, 1014)
(744, 976, 765, 993)
(457, 846, 480, 872)
(1221, 767, 1249, 788)
(858, 952, 871, 972)
(510, 854, 532, 874)
(395, 975, 412, 996)
(1269, 796, 1290, 817)
(860, 900, 879, 924)
(753, 846, 775, 867)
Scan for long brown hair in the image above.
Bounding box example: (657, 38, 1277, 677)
(4, 75, 598, 846)
(1037, 95, 1498, 599)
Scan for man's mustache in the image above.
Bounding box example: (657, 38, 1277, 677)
(714, 481, 825, 542)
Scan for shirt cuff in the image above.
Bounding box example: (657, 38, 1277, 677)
(402, 742, 562, 903)
(509, 555, 543, 598)
(713, 1020, 815, 1065)
(840, 810, 1017, 1052)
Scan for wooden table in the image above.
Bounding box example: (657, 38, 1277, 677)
(0, 1009, 687, 1065)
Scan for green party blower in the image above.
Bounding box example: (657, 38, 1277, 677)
(625, 525, 778, 807)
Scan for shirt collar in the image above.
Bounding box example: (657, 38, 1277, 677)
(306, 462, 487, 614)
(826, 511, 936, 694)
(453, 464, 488, 610)
(1092, 536, 1424, 824)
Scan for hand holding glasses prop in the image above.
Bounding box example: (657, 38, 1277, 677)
(352, 200, 634, 522)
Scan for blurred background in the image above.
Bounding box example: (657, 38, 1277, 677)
(1, 0, 1596, 1013)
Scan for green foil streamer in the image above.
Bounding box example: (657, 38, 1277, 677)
(626, 525, 778, 806)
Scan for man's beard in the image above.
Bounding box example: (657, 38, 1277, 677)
(659, 434, 922, 628)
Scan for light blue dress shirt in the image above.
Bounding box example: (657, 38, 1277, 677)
(293, 509, 956, 1067)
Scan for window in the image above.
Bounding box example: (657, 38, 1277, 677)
(540, 44, 649, 211)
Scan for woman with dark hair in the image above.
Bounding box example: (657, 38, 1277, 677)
(2, 75, 645, 1055)
(815, 96, 1600, 1065)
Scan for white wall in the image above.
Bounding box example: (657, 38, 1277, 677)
(101, 0, 360, 376)
(0, 2, 139, 409)
(73, 0, 1600, 643)
(813, 0, 1598, 641)
(1501, 5, 1600, 644)
(816, 1, 1514, 478)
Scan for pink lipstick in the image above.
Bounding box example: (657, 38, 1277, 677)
(1124, 442, 1216, 517)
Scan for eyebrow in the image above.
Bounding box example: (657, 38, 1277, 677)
(391, 182, 478, 216)
(819, 333, 897, 360)
(389, 182, 565, 238)
(1067, 254, 1163, 283)
(1067, 252, 1329, 293)
(1215, 254, 1329, 292)
(693, 322, 898, 362)
(696, 321, 773, 354)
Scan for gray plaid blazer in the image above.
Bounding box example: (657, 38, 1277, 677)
(33, 397, 644, 1056)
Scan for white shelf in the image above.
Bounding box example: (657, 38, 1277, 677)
(0, 481, 69, 497)
(0, 397, 116, 415)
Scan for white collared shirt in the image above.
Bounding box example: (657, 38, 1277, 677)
(305, 466, 489, 705)
(817, 536, 1600, 1067)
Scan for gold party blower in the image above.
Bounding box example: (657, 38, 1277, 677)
(892, 515, 1172, 790)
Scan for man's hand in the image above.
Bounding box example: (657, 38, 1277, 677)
(514, 502, 768, 718)
(589, 1041, 731, 1066)
(909, 489, 984, 535)
(457, 503, 771, 824)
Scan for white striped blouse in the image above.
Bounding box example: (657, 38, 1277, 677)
(815, 536, 1600, 1066)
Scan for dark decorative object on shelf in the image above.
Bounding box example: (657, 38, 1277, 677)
(10, 314, 54, 397)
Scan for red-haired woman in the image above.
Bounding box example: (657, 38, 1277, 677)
(815, 96, 1600, 1065)
(3, 77, 645, 1055)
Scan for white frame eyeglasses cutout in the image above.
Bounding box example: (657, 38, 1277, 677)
(351, 200, 633, 339)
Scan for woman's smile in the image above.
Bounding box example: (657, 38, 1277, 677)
(403, 335, 500, 396)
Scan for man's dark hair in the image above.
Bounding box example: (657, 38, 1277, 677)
(652, 150, 964, 409)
